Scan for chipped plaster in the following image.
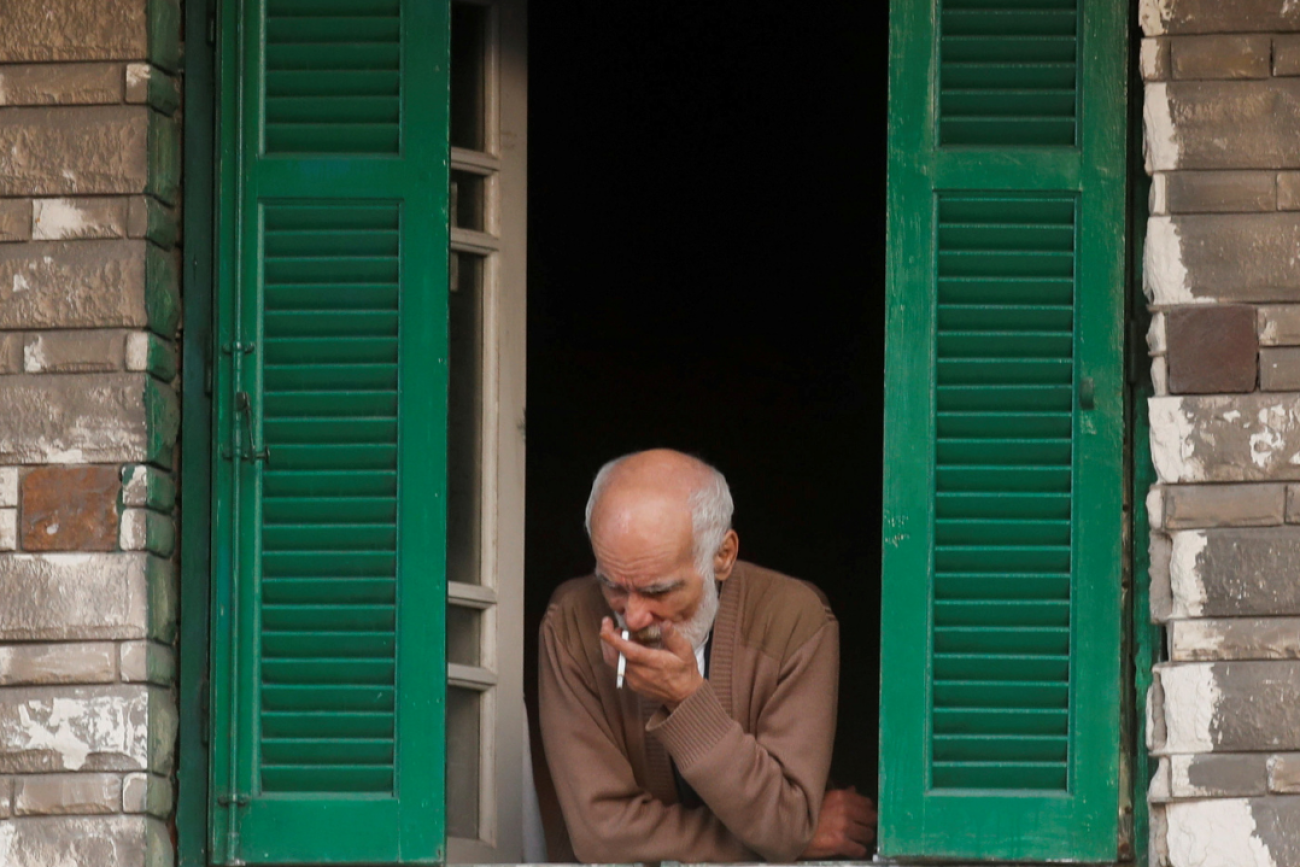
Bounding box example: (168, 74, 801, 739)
(1170, 530, 1209, 617)
(1165, 800, 1278, 867)
(1139, 0, 1171, 36)
(1159, 663, 1221, 753)
(1150, 396, 1200, 482)
(31, 198, 90, 241)
(1144, 216, 1194, 306)
(1145, 82, 1180, 174)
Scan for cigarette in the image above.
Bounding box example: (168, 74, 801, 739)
(616, 629, 629, 689)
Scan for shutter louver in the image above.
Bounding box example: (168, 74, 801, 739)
(264, 0, 402, 155)
(931, 195, 1074, 792)
(939, 0, 1079, 147)
(259, 203, 401, 795)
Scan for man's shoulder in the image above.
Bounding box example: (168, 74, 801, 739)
(732, 561, 836, 661)
(541, 574, 606, 651)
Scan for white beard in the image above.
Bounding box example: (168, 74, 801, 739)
(616, 572, 719, 652)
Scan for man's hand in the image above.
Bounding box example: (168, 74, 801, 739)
(600, 617, 703, 711)
(799, 786, 877, 860)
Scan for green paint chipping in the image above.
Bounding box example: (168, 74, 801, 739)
(148, 0, 182, 73)
(880, 0, 1130, 860)
(148, 112, 181, 206)
(144, 376, 179, 468)
(145, 244, 180, 337)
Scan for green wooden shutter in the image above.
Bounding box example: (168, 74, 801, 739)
(879, 0, 1127, 860)
(210, 0, 449, 862)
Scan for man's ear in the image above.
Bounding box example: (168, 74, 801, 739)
(713, 530, 740, 582)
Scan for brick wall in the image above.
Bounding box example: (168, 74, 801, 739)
(1142, 1, 1300, 865)
(0, 2, 182, 864)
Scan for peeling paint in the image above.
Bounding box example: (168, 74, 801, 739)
(1165, 800, 1277, 867)
(1224, 410, 1242, 422)
(1159, 663, 1220, 753)
(1150, 396, 1201, 482)
(1144, 216, 1195, 305)
(1138, 0, 1170, 35)
(1144, 82, 1180, 173)
(32, 198, 91, 241)
(1150, 171, 1168, 214)
(1170, 530, 1209, 617)
(126, 63, 150, 89)
(12, 272, 28, 293)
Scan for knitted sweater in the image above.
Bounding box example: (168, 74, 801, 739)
(538, 560, 840, 863)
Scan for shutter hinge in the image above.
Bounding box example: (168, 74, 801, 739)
(217, 794, 250, 807)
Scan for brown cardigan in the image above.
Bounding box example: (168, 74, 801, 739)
(538, 560, 840, 863)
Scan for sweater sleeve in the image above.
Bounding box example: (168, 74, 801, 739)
(648, 618, 839, 862)
(538, 611, 754, 864)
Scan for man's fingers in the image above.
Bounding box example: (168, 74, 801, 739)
(658, 620, 694, 659)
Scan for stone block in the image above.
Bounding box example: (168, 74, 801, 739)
(119, 642, 173, 686)
(0, 106, 156, 196)
(13, 773, 121, 815)
(0, 0, 149, 62)
(1268, 753, 1300, 793)
(1170, 753, 1269, 797)
(0, 240, 179, 334)
(0, 509, 15, 551)
(0, 684, 174, 773)
(0, 815, 170, 867)
(0, 334, 22, 373)
(0, 553, 171, 641)
(1146, 214, 1300, 305)
(1141, 38, 1171, 82)
(0, 643, 117, 685)
(1149, 311, 1168, 353)
(0, 199, 30, 242)
(32, 197, 129, 241)
(125, 63, 179, 115)
(1141, 0, 1300, 35)
(1157, 171, 1275, 213)
(1163, 483, 1284, 528)
(1161, 798, 1300, 867)
(0, 374, 177, 466)
(1262, 347, 1300, 391)
(1288, 484, 1300, 522)
(1149, 394, 1300, 483)
(1145, 80, 1300, 173)
(1280, 172, 1300, 211)
(21, 465, 121, 552)
(23, 330, 131, 374)
(0, 776, 10, 819)
(0, 63, 123, 106)
(125, 331, 177, 380)
(119, 509, 174, 557)
(1171, 34, 1271, 80)
(122, 772, 172, 817)
(126, 195, 178, 249)
(1169, 528, 1300, 617)
(1155, 661, 1300, 753)
(1170, 618, 1300, 661)
(1165, 305, 1257, 393)
(0, 468, 15, 507)
(1150, 531, 1173, 622)
(121, 465, 175, 512)
(1151, 355, 1169, 395)
(1259, 305, 1300, 346)
(1276, 35, 1300, 77)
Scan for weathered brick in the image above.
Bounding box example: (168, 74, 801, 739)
(0, 775, 10, 819)
(23, 330, 133, 374)
(1170, 618, 1300, 661)
(0, 468, 15, 507)
(125, 63, 179, 116)
(0, 815, 170, 867)
(32, 197, 129, 241)
(1150, 394, 1300, 482)
(21, 466, 121, 552)
(1146, 214, 1300, 305)
(125, 331, 177, 380)
(120, 465, 174, 512)
(119, 642, 174, 686)
(1141, 37, 1171, 82)
(1262, 347, 1300, 391)
(1150, 531, 1173, 622)
(1171, 34, 1271, 80)
(1156, 171, 1275, 214)
(13, 773, 121, 816)
(0, 63, 123, 106)
(1141, 0, 1300, 35)
(1161, 799, 1300, 867)
(1151, 355, 1169, 395)
(0, 643, 117, 685)
(122, 772, 172, 817)
(1280, 172, 1300, 211)
(0, 241, 179, 333)
(1145, 81, 1300, 173)
(0, 553, 171, 642)
(0, 334, 22, 373)
(0, 0, 148, 62)
(1287, 484, 1300, 522)
(0, 106, 155, 196)
(126, 195, 178, 249)
(0, 199, 30, 242)
(119, 509, 173, 557)
(1276, 35, 1300, 77)
(1165, 305, 1257, 393)
(0, 509, 15, 551)
(1268, 753, 1300, 793)
(1156, 661, 1300, 753)
(1259, 305, 1300, 346)
(0, 374, 178, 466)
(0, 684, 174, 773)
(1169, 528, 1300, 617)
(1163, 483, 1284, 528)
(1170, 753, 1268, 797)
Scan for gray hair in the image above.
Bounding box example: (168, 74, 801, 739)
(584, 452, 734, 576)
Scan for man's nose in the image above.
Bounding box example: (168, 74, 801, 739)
(623, 594, 655, 630)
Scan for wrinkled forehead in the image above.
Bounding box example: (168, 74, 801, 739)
(590, 488, 695, 576)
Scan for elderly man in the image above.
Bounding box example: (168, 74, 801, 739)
(538, 449, 875, 862)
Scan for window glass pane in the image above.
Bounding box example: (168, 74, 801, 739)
(450, 3, 488, 151)
(447, 253, 484, 585)
(451, 170, 486, 231)
(447, 604, 482, 667)
(446, 687, 482, 838)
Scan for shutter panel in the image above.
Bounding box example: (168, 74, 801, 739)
(210, 0, 449, 862)
(879, 0, 1126, 860)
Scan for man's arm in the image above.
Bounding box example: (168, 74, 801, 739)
(538, 613, 753, 863)
(647, 617, 839, 862)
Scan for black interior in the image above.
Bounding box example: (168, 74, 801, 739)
(525, 0, 890, 828)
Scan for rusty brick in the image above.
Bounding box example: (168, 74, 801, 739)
(1165, 305, 1258, 394)
(1276, 35, 1300, 77)
(0, 63, 123, 106)
(21, 466, 121, 552)
(1171, 35, 1271, 80)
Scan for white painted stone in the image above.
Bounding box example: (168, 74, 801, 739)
(124, 331, 149, 371)
(1144, 216, 1195, 305)
(1150, 755, 1172, 802)
(0, 553, 167, 641)
(1150, 396, 1201, 483)
(119, 641, 174, 686)
(1156, 663, 1221, 754)
(1169, 530, 1209, 618)
(1164, 799, 1278, 867)
(0, 467, 16, 507)
(0, 508, 15, 551)
(122, 772, 172, 817)
(1145, 82, 1181, 173)
(0, 815, 167, 867)
(1148, 310, 1168, 354)
(0, 643, 116, 685)
(1152, 356, 1169, 395)
(0, 685, 171, 773)
(1148, 485, 1165, 530)
(1139, 0, 1170, 36)
(1150, 171, 1169, 214)
(119, 508, 147, 551)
